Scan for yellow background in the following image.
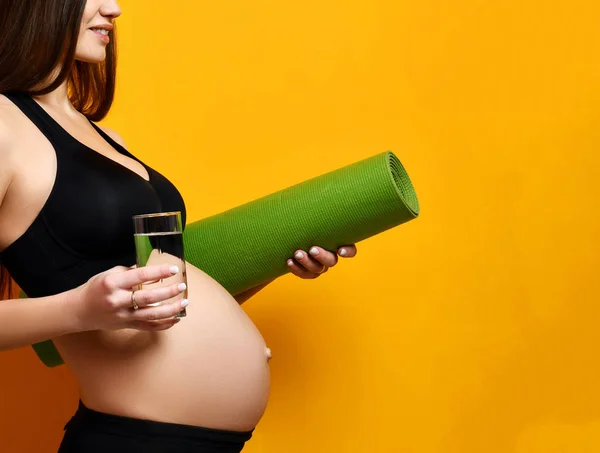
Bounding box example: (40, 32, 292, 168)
(2, 0, 600, 452)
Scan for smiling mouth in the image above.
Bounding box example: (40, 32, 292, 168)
(91, 28, 110, 36)
(89, 28, 111, 43)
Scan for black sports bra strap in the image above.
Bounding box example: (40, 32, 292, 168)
(3, 92, 73, 145)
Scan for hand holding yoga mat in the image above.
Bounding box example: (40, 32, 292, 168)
(28, 150, 420, 367)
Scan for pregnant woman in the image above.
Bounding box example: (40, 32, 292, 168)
(0, 1, 357, 452)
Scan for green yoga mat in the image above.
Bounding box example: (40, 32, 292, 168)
(26, 150, 420, 367)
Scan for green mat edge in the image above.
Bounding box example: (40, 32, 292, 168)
(386, 151, 420, 216)
(31, 339, 64, 367)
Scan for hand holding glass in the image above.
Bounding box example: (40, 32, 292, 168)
(133, 211, 188, 318)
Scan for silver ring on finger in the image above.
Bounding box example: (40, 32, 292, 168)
(131, 291, 139, 310)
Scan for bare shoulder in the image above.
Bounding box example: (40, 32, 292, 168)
(0, 95, 15, 142)
(0, 95, 17, 159)
(0, 96, 16, 205)
(97, 124, 128, 150)
(0, 94, 21, 150)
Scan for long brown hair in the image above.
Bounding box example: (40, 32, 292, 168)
(0, 0, 118, 300)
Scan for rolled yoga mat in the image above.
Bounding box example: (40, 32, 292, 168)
(26, 150, 420, 367)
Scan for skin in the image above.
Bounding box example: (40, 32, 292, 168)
(0, 0, 357, 433)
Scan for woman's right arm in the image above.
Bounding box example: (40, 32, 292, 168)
(0, 122, 188, 353)
(0, 288, 89, 351)
(0, 264, 187, 352)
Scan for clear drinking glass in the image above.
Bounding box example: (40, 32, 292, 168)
(133, 211, 187, 318)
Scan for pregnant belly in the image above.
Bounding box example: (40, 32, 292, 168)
(53, 262, 271, 432)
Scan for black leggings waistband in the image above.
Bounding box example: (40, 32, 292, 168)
(57, 400, 254, 453)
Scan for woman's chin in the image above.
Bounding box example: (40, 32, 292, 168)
(74, 52, 107, 64)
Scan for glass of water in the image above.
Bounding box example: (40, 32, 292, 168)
(133, 211, 187, 318)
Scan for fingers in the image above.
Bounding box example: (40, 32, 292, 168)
(288, 248, 334, 273)
(129, 298, 189, 322)
(108, 264, 180, 290)
(337, 245, 357, 258)
(287, 244, 357, 278)
(307, 247, 339, 267)
(131, 282, 187, 308)
(287, 259, 320, 279)
(293, 244, 357, 268)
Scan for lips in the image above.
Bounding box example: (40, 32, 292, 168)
(89, 23, 114, 32)
(91, 28, 109, 36)
(90, 28, 110, 43)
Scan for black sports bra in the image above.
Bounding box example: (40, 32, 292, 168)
(0, 92, 187, 298)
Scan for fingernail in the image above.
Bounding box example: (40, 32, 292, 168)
(339, 249, 347, 256)
(295, 251, 304, 260)
(178, 283, 187, 292)
(287, 259, 294, 266)
(309, 247, 319, 256)
(170, 266, 179, 274)
(181, 299, 189, 308)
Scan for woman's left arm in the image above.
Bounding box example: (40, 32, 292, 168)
(234, 244, 358, 304)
